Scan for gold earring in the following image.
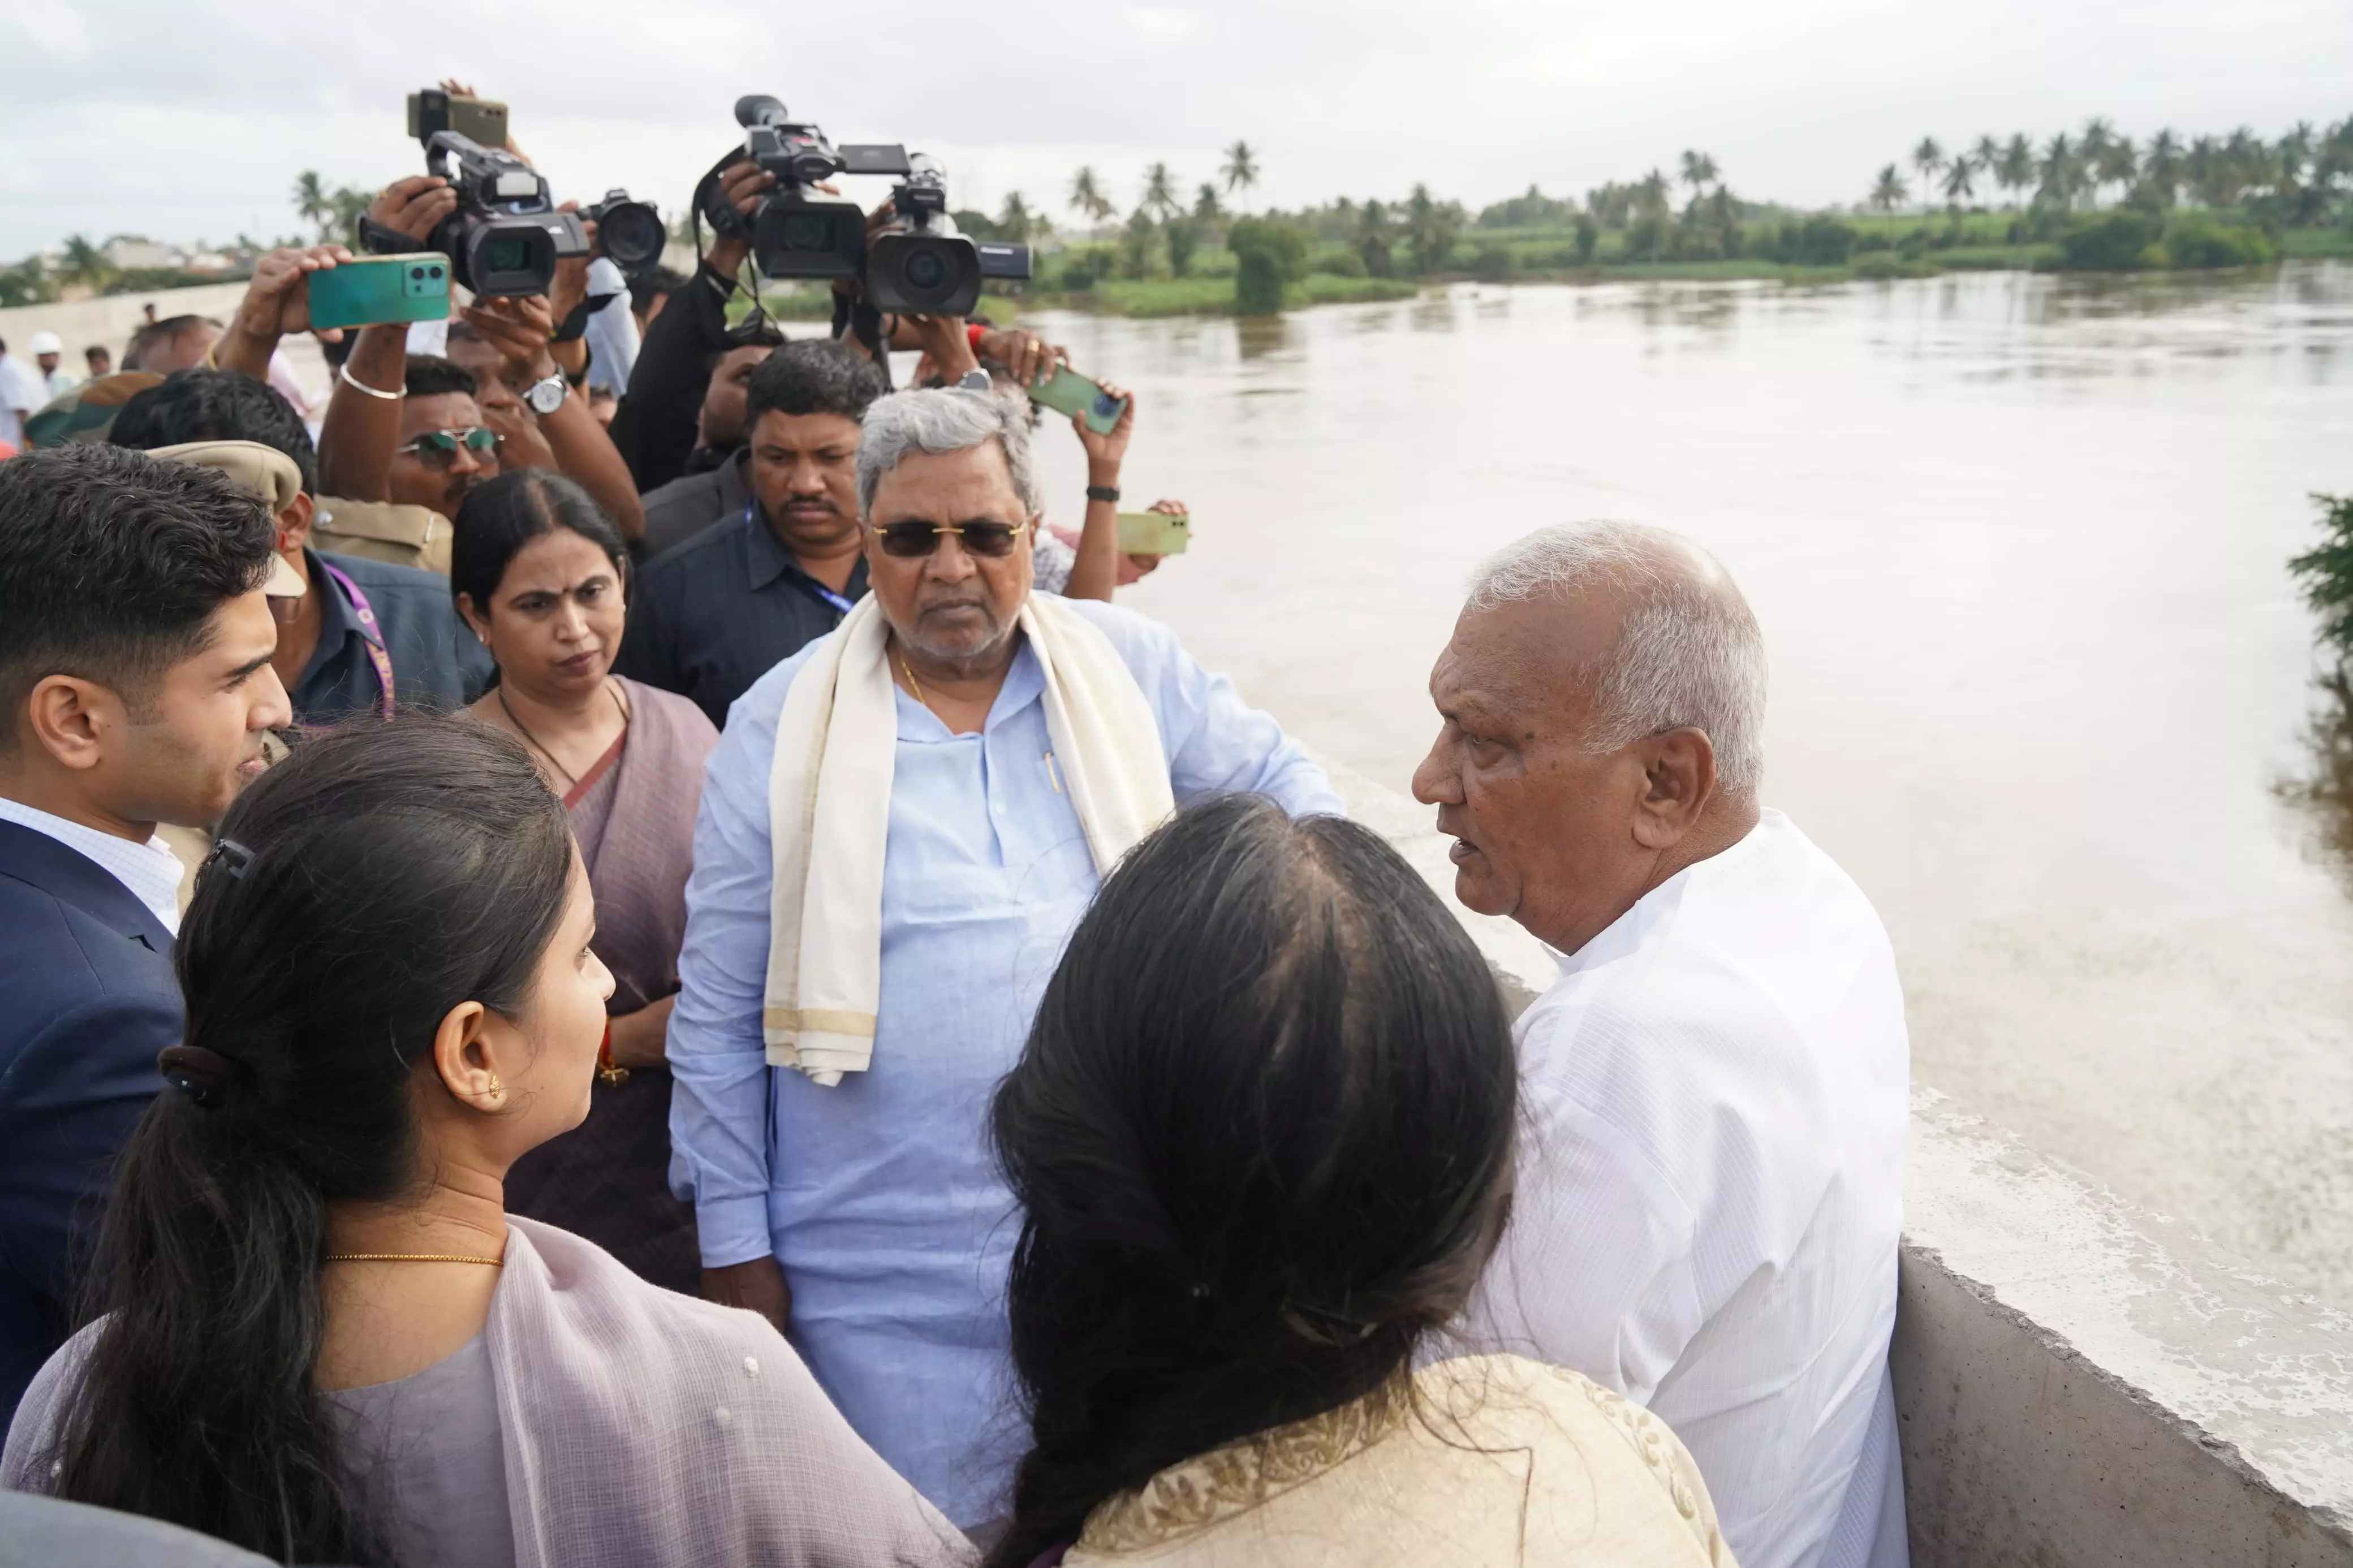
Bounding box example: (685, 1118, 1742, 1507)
(486, 1074, 503, 1099)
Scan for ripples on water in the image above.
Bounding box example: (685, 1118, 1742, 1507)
(1027, 262, 2353, 1302)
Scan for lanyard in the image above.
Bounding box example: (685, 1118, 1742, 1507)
(317, 560, 397, 722)
(751, 503, 857, 615)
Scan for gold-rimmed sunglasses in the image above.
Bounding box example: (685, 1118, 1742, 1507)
(873, 520, 1031, 559)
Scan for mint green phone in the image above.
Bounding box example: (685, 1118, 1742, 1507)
(308, 253, 454, 331)
(1117, 511, 1190, 554)
(1028, 365, 1128, 434)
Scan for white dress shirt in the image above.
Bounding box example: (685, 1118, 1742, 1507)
(1467, 809, 1909, 1568)
(0, 796, 184, 934)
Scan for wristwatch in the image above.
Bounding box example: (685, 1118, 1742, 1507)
(955, 367, 992, 393)
(523, 372, 568, 416)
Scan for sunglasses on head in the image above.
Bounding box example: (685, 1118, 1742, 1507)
(395, 427, 501, 469)
(874, 520, 1030, 560)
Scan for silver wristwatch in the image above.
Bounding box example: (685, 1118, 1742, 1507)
(955, 367, 991, 393)
(524, 372, 568, 415)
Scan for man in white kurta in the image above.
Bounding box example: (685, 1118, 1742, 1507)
(1415, 522, 1910, 1568)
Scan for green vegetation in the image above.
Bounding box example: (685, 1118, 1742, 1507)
(2291, 494, 2353, 661)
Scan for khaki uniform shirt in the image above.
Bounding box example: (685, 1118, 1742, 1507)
(312, 496, 452, 576)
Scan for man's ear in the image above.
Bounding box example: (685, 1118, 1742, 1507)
(1631, 727, 1717, 851)
(23, 675, 126, 775)
(275, 491, 315, 556)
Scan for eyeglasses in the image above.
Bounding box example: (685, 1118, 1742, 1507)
(395, 427, 502, 469)
(874, 520, 1030, 560)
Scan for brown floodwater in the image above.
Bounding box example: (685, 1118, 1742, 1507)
(1024, 264, 2353, 1303)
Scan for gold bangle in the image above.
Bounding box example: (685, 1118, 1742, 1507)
(338, 362, 403, 402)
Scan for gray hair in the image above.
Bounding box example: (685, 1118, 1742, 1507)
(856, 387, 1044, 519)
(1466, 521, 1768, 794)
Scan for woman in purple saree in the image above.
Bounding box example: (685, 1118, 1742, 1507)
(452, 470, 718, 1291)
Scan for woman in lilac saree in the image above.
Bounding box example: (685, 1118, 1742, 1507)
(452, 471, 719, 1291)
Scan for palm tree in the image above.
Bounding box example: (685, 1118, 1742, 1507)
(2037, 133, 2077, 209)
(2079, 118, 2115, 187)
(1678, 150, 1720, 198)
(1358, 198, 1394, 277)
(1941, 154, 1976, 210)
(293, 171, 334, 242)
(1067, 166, 1114, 227)
(1971, 135, 2003, 182)
(2141, 129, 2183, 207)
(1998, 135, 2035, 206)
(1221, 140, 1260, 207)
(1868, 165, 1908, 214)
(2093, 134, 2137, 205)
(998, 192, 1035, 243)
(59, 234, 111, 290)
(1911, 137, 1945, 213)
(1403, 184, 1458, 275)
(1192, 183, 1225, 224)
(2186, 136, 2223, 208)
(1140, 163, 1181, 222)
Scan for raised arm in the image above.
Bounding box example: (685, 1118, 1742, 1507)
(315, 178, 458, 502)
(213, 244, 354, 383)
(458, 294, 646, 543)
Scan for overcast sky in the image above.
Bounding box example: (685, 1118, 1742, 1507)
(2, 0, 2348, 257)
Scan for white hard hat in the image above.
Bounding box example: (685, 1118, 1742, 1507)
(27, 331, 62, 355)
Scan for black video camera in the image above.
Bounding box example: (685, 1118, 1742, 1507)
(867, 155, 1031, 316)
(360, 124, 589, 297)
(709, 96, 1030, 317)
(582, 189, 666, 279)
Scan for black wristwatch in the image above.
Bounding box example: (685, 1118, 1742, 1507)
(1085, 484, 1121, 504)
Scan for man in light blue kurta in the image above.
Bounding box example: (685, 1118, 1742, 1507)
(666, 389, 1339, 1528)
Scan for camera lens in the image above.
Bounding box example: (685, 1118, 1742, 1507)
(601, 204, 664, 269)
(429, 266, 444, 279)
(904, 247, 946, 292)
(781, 212, 834, 253)
(410, 266, 425, 280)
(484, 238, 529, 273)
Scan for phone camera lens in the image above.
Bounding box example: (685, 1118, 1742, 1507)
(410, 267, 425, 280)
(429, 266, 445, 280)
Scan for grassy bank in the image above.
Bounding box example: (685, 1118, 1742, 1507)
(727, 211, 2347, 326)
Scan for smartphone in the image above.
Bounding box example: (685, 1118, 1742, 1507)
(1117, 511, 1191, 555)
(307, 254, 454, 331)
(407, 88, 509, 150)
(1028, 366, 1128, 435)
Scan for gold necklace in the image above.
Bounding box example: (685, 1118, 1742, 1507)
(497, 679, 624, 789)
(897, 650, 928, 707)
(325, 1252, 504, 1267)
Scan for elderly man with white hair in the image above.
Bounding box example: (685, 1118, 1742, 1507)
(1417, 522, 1910, 1568)
(666, 386, 1340, 1529)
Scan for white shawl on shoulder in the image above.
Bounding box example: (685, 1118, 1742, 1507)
(761, 593, 1175, 1084)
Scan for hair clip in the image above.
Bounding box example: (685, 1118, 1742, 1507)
(200, 837, 256, 882)
(156, 1044, 238, 1108)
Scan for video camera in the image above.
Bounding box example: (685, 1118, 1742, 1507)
(581, 189, 667, 279)
(357, 127, 587, 297)
(707, 94, 1031, 317)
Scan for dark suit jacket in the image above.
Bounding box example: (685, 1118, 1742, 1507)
(0, 819, 178, 1425)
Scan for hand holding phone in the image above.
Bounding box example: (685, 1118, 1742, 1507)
(307, 253, 455, 331)
(1028, 365, 1130, 435)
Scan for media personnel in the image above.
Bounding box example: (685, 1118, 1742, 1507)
(316, 178, 647, 547)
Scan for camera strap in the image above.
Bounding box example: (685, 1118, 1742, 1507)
(838, 295, 893, 387)
(354, 215, 415, 257)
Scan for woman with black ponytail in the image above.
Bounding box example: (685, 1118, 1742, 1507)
(985, 796, 1734, 1568)
(0, 716, 971, 1568)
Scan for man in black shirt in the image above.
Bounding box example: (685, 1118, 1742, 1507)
(615, 340, 894, 728)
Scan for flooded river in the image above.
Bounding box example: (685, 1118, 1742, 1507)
(1028, 265, 2353, 1303)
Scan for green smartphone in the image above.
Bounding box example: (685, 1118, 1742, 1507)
(308, 254, 454, 331)
(1028, 365, 1128, 435)
(1117, 511, 1190, 555)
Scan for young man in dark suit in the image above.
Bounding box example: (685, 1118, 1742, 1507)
(0, 444, 290, 1422)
